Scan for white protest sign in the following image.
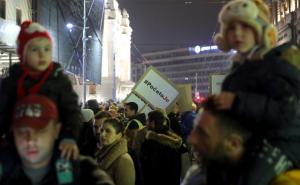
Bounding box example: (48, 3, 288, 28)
(133, 67, 179, 110)
(209, 74, 227, 95)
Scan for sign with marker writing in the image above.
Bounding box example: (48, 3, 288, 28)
(133, 66, 179, 110)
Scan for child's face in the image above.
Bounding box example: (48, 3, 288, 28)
(226, 21, 257, 54)
(25, 38, 52, 72)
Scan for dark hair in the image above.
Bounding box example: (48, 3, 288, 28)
(125, 102, 138, 113)
(95, 111, 112, 120)
(86, 99, 100, 114)
(118, 107, 125, 114)
(103, 118, 124, 134)
(148, 110, 170, 134)
(202, 97, 251, 143)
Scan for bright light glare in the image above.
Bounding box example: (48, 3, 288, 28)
(194, 45, 201, 53)
(66, 23, 74, 29)
(201, 46, 211, 51)
(211, 45, 218, 50)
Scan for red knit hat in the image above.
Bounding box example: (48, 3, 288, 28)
(17, 20, 52, 63)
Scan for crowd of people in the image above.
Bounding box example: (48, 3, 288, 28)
(1, 0, 300, 184)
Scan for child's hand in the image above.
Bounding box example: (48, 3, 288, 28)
(59, 139, 79, 160)
(213, 92, 236, 110)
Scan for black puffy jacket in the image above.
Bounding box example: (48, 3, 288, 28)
(0, 148, 114, 185)
(222, 44, 300, 164)
(0, 62, 81, 140)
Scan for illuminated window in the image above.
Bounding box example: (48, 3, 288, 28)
(0, 0, 6, 19)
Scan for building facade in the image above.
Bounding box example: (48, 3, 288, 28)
(135, 46, 233, 97)
(0, 0, 31, 77)
(0, 0, 133, 103)
(269, 0, 300, 44)
(100, 0, 134, 102)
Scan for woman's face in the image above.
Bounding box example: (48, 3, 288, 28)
(226, 21, 257, 54)
(100, 123, 122, 146)
(94, 118, 107, 135)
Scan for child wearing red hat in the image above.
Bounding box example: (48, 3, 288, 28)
(0, 20, 81, 160)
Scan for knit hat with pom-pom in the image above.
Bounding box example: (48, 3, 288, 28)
(17, 20, 52, 63)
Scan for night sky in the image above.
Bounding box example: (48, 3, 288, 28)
(118, 0, 226, 53)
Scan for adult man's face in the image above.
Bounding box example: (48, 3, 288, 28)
(189, 111, 227, 163)
(13, 120, 61, 169)
(125, 105, 135, 118)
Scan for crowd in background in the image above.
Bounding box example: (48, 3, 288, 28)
(1, 0, 300, 184)
(79, 98, 199, 185)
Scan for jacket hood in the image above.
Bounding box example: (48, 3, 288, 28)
(145, 130, 182, 150)
(96, 138, 128, 170)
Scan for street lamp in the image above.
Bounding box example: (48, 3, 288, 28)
(65, 1, 88, 105)
(195, 72, 198, 95)
(83, 0, 87, 105)
(66, 23, 74, 29)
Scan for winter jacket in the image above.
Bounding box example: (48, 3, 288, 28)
(79, 120, 98, 157)
(222, 43, 300, 164)
(138, 128, 182, 185)
(128, 148, 144, 185)
(96, 138, 135, 185)
(125, 114, 146, 150)
(126, 114, 146, 129)
(0, 62, 81, 140)
(181, 111, 197, 143)
(168, 112, 183, 137)
(0, 147, 114, 185)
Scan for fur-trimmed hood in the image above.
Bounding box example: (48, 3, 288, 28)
(96, 138, 128, 170)
(145, 129, 182, 150)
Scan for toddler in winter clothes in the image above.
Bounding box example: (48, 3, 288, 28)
(212, 0, 300, 184)
(0, 21, 81, 160)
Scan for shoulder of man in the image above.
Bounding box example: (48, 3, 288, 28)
(78, 156, 115, 185)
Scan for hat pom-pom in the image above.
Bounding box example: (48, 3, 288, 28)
(214, 33, 230, 52)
